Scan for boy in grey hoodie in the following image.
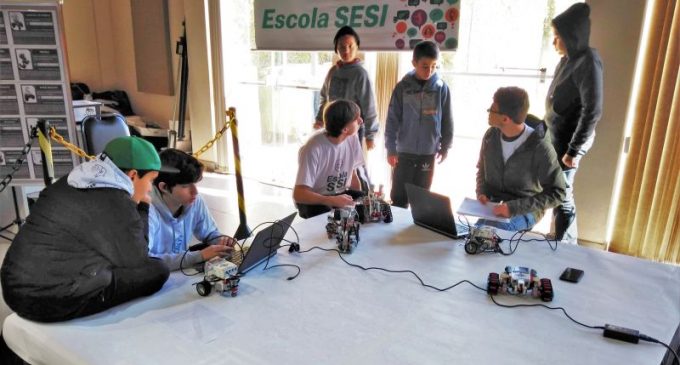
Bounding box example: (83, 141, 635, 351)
(385, 41, 453, 208)
(315, 26, 378, 149)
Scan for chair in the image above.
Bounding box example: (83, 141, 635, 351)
(81, 113, 130, 155)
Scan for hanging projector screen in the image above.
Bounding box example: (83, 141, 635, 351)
(253, 0, 460, 51)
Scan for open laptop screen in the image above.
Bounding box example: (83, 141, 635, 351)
(239, 212, 297, 274)
(405, 184, 468, 239)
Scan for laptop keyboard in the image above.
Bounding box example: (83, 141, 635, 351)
(229, 246, 250, 266)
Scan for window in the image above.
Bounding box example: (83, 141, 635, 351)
(220, 0, 377, 187)
(219, 0, 579, 229)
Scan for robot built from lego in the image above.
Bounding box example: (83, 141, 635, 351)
(326, 207, 360, 253)
(195, 257, 240, 297)
(487, 266, 554, 302)
(464, 226, 502, 254)
(355, 185, 393, 224)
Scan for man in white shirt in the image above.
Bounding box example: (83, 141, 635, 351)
(294, 99, 365, 218)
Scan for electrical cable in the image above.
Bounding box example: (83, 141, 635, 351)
(487, 294, 605, 330)
(464, 227, 559, 256)
(301, 240, 677, 362)
(179, 233, 243, 277)
(181, 215, 677, 361)
(638, 334, 680, 364)
(0, 233, 15, 241)
(298, 245, 487, 292)
(225, 220, 302, 280)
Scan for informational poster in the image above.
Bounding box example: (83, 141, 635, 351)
(0, 12, 7, 45)
(0, 2, 77, 186)
(0, 48, 13, 79)
(16, 48, 61, 80)
(254, 0, 461, 51)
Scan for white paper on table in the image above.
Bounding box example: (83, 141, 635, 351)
(456, 197, 510, 223)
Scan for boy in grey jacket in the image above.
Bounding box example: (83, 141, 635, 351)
(385, 41, 453, 208)
(477, 87, 566, 231)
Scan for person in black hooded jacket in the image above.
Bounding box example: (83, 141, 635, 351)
(1, 137, 177, 322)
(545, 2, 603, 244)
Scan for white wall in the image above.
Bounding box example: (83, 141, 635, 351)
(62, 0, 186, 127)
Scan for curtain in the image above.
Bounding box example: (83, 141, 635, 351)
(364, 53, 399, 187)
(375, 53, 399, 125)
(610, 0, 680, 264)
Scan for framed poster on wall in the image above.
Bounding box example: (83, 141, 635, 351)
(0, 0, 78, 187)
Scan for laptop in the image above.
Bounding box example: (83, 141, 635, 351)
(405, 184, 470, 239)
(231, 212, 297, 274)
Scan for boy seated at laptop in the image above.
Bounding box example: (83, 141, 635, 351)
(148, 149, 237, 271)
(1, 137, 173, 322)
(294, 99, 365, 218)
(476, 87, 566, 231)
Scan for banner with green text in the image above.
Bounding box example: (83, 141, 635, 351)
(254, 0, 460, 51)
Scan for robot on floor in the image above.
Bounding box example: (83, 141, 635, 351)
(326, 206, 361, 253)
(355, 184, 393, 224)
(464, 226, 503, 254)
(195, 257, 240, 297)
(487, 266, 554, 302)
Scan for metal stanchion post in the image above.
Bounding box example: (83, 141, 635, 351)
(36, 120, 54, 186)
(229, 108, 251, 240)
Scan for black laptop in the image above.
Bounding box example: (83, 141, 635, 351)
(234, 212, 297, 274)
(405, 184, 470, 239)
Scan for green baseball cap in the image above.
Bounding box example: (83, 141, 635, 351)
(104, 136, 179, 173)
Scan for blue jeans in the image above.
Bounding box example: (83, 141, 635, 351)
(554, 168, 577, 243)
(477, 213, 537, 232)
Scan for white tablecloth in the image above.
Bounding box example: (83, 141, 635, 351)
(4, 208, 680, 364)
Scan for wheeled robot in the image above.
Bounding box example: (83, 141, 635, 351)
(355, 185, 393, 224)
(326, 207, 361, 253)
(464, 226, 502, 254)
(195, 257, 241, 297)
(487, 266, 554, 302)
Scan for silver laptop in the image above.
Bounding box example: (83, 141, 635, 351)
(232, 212, 297, 274)
(405, 184, 470, 239)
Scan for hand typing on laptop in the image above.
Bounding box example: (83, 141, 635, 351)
(192, 235, 237, 261)
(199, 244, 232, 261)
(208, 235, 237, 248)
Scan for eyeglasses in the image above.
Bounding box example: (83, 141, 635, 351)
(486, 108, 504, 115)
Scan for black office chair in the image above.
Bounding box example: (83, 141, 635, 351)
(81, 113, 130, 155)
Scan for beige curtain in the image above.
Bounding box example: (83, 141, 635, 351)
(375, 53, 400, 125)
(365, 53, 399, 180)
(610, 0, 680, 264)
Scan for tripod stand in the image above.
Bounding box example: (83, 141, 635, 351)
(0, 187, 23, 242)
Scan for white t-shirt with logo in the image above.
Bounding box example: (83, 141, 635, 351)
(296, 130, 365, 195)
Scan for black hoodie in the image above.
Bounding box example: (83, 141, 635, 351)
(545, 3, 603, 166)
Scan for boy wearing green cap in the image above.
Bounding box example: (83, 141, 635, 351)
(1, 136, 176, 322)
